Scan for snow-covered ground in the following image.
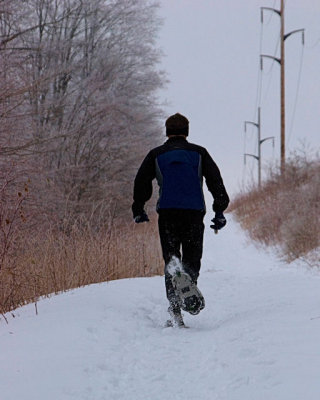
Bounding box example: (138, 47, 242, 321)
(1, 216, 320, 400)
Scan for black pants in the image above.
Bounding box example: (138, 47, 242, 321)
(158, 209, 205, 307)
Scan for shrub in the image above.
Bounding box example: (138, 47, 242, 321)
(230, 155, 320, 266)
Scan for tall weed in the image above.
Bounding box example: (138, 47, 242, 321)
(0, 216, 163, 315)
(231, 155, 320, 266)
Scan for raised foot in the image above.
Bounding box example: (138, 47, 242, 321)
(172, 272, 205, 315)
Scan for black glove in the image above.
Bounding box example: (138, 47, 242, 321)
(134, 211, 149, 223)
(210, 211, 226, 231)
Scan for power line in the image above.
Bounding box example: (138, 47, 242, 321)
(262, 0, 277, 26)
(287, 44, 305, 145)
(261, 35, 280, 105)
(243, 11, 264, 187)
(252, 18, 264, 119)
(306, 35, 320, 49)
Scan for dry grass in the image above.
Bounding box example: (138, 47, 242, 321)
(230, 155, 320, 266)
(0, 215, 163, 315)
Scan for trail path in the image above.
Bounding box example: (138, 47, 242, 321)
(1, 216, 320, 400)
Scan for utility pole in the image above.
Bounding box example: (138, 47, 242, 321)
(244, 107, 275, 187)
(280, 0, 285, 173)
(260, 1, 304, 173)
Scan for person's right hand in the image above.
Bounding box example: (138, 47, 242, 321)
(210, 211, 226, 231)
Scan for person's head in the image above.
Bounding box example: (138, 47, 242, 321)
(165, 113, 189, 137)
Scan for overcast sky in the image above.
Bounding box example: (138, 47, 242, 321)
(157, 0, 320, 196)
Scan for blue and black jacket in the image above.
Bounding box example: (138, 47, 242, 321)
(132, 137, 229, 217)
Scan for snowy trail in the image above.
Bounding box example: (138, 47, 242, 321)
(1, 216, 320, 400)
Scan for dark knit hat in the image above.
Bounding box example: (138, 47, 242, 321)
(165, 113, 189, 136)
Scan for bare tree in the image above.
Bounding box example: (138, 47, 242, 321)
(0, 0, 165, 224)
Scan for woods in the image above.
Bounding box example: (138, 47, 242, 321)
(0, 0, 165, 312)
(1, 0, 164, 224)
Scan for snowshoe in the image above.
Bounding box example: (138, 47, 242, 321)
(171, 271, 205, 315)
(166, 305, 186, 328)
